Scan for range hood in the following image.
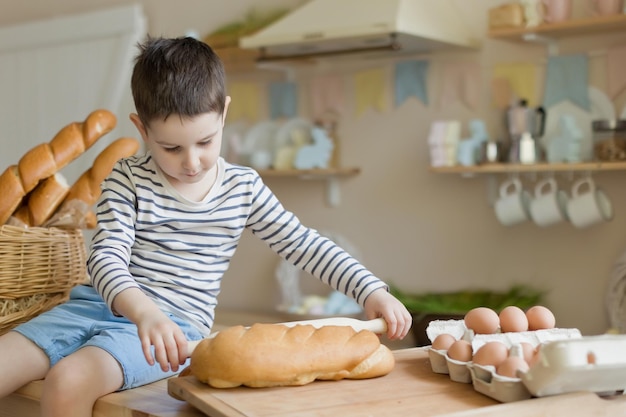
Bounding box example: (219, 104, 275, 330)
(239, 0, 479, 61)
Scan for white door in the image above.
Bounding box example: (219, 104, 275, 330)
(0, 4, 146, 183)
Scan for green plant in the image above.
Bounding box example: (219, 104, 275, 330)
(389, 284, 544, 314)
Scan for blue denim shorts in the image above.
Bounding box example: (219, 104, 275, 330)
(13, 285, 203, 390)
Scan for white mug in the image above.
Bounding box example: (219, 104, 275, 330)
(566, 178, 613, 228)
(529, 178, 568, 227)
(494, 179, 531, 226)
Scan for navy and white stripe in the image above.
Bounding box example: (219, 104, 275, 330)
(88, 154, 386, 336)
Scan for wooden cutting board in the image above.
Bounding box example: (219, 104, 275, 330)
(168, 347, 626, 417)
(168, 348, 498, 417)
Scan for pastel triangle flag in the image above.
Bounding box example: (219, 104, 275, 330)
(394, 60, 429, 106)
(607, 45, 626, 99)
(354, 68, 386, 117)
(491, 77, 514, 109)
(309, 74, 345, 118)
(492, 63, 538, 107)
(269, 81, 298, 119)
(227, 82, 261, 123)
(440, 61, 481, 110)
(543, 54, 589, 110)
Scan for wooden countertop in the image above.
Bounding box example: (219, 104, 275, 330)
(3, 347, 626, 416)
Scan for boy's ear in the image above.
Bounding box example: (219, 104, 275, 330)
(222, 96, 231, 125)
(129, 113, 149, 142)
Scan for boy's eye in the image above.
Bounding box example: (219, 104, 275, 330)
(164, 146, 180, 153)
(199, 140, 212, 147)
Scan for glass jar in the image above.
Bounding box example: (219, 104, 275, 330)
(592, 119, 626, 161)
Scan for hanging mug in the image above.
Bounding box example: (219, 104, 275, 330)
(566, 177, 613, 228)
(529, 178, 569, 227)
(494, 178, 531, 226)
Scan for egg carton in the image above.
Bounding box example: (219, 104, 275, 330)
(520, 334, 626, 397)
(468, 362, 532, 402)
(425, 319, 587, 402)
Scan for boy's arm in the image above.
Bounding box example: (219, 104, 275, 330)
(112, 287, 188, 372)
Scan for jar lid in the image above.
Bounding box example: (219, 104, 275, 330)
(592, 119, 626, 132)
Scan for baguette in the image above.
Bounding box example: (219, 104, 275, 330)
(47, 137, 140, 228)
(190, 323, 395, 388)
(0, 109, 116, 225)
(62, 137, 140, 207)
(19, 173, 70, 227)
(0, 166, 25, 225)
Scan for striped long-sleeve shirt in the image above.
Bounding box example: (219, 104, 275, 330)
(87, 153, 387, 336)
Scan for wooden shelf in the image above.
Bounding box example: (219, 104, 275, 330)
(488, 13, 626, 40)
(257, 167, 360, 207)
(257, 167, 361, 179)
(430, 161, 626, 174)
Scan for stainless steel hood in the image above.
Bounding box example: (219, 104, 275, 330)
(239, 0, 479, 61)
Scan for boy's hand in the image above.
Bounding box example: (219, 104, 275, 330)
(112, 287, 188, 372)
(363, 288, 412, 340)
(135, 311, 189, 372)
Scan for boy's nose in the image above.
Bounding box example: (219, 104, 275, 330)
(182, 150, 200, 170)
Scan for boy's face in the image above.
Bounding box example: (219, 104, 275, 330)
(130, 99, 230, 193)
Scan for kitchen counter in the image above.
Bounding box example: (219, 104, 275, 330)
(3, 346, 626, 416)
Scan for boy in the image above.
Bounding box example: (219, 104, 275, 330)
(0, 36, 411, 416)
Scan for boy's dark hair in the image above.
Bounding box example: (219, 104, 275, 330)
(131, 36, 226, 127)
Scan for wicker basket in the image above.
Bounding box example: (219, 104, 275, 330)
(0, 225, 88, 335)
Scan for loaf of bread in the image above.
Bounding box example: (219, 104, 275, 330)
(0, 109, 117, 225)
(190, 323, 395, 388)
(45, 137, 140, 228)
(13, 173, 70, 227)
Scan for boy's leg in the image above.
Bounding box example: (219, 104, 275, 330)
(0, 331, 50, 397)
(41, 345, 123, 417)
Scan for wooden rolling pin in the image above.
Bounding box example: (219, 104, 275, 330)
(185, 317, 388, 358)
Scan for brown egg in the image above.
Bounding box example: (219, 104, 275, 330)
(496, 356, 529, 378)
(499, 306, 529, 333)
(447, 339, 473, 362)
(526, 306, 556, 330)
(464, 307, 500, 334)
(472, 341, 508, 367)
(432, 333, 456, 351)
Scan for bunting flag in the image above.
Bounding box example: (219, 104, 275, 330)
(226, 82, 261, 122)
(394, 60, 429, 106)
(543, 54, 589, 110)
(440, 61, 481, 110)
(269, 81, 298, 119)
(308, 74, 346, 118)
(491, 77, 514, 109)
(492, 63, 538, 107)
(607, 45, 626, 99)
(354, 68, 386, 117)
